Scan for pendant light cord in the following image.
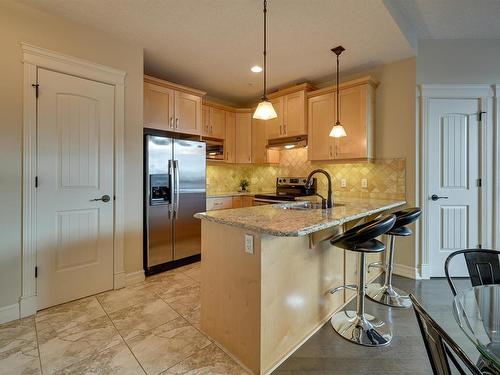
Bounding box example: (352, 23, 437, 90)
(263, 0, 267, 101)
(336, 53, 340, 125)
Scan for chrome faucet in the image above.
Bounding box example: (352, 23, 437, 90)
(306, 169, 333, 209)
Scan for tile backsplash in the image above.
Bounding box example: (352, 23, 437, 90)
(207, 148, 405, 200)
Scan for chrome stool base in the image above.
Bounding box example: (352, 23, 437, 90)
(330, 310, 392, 347)
(366, 283, 412, 308)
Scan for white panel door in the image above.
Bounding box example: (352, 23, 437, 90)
(36, 68, 115, 309)
(428, 98, 480, 277)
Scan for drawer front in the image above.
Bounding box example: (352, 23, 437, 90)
(206, 197, 233, 211)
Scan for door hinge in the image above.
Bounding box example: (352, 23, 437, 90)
(35, 176, 39, 188)
(476, 178, 482, 187)
(478, 111, 486, 122)
(32, 83, 39, 98)
(35, 266, 38, 278)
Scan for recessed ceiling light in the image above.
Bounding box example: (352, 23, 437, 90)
(251, 65, 263, 73)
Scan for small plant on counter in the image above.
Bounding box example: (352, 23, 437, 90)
(239, 179, 250, 192)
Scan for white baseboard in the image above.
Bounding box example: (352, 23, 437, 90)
(419, 263, 431, 279)
(393, 263, 419, 280)
(126, 270, 145, 286)
(0, 303, 20, 324)
(114, 271, 126, 289)
(19, 296, 37, 319)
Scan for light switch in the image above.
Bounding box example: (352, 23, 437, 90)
(245, 234, 254, 254)
(361, 178, 368, 188)
(341, 179, 347, 188)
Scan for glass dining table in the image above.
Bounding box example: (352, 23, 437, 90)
(453, 285, 500, 372)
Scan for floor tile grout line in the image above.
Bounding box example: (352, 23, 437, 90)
(33, 317, 44, 375)
(95, 294, 148, 375)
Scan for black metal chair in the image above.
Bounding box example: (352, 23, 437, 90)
(444, 249, 500, 296)
(329, 214, 396, 347)
(410, 294, 485, 375)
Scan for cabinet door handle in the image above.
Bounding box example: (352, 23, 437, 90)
(279, 125, 282, 135)
(283, 124, 287, 134)
(170, 117, 174, 129)
(175, 118, 179, 129)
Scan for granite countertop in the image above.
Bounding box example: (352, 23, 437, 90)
(194, 198, 406, 237)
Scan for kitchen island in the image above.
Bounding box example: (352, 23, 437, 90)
(194, 198, 405, 375)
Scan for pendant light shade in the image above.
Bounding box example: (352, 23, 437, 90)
(253, 0, 277, 120)
(254, 99, 277, 120)
(329, 45, 347, 138)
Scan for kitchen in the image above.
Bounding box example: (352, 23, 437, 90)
(2, 1, 500, 375)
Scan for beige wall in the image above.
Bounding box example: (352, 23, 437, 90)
(0, 1, 144, 310)
(316, 58, 418, 270)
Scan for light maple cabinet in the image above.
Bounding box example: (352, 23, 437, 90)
(266, 83, 314, 140)
(225, 111, 236, 163)
(252, 118, 280, 164)
(235, 112, 252, 164)
(307, 77, 376, 161)
(144, 75, 205, 136)
(202, 105, 226, 139)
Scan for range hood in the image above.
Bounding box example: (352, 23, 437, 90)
(267, 136, 307, 150)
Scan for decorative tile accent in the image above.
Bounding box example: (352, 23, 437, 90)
(207, 149, 405, 200)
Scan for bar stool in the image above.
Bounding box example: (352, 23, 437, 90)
(366, 207, 422, 308)
(329, 214, 396, 347)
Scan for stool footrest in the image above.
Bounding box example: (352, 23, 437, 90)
(329, 284, 357, 294)
(368, 261, 384, 271)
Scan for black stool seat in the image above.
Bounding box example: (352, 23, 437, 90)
(366, 206, 422, 309)
(387, 207, 421, 236)
(331, 215, 396, 252)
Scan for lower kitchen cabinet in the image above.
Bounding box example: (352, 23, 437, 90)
(207, 195, 254, 210)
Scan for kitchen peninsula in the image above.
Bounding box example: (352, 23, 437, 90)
(195, 198, 405, 375)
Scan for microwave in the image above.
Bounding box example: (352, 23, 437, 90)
(206, 139, 224, 160)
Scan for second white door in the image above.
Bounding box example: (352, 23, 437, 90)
(427, 97, 481, 277)
(36, 68, 115, 309)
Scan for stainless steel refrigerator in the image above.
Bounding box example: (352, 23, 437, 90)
(144, 134, 206, 274)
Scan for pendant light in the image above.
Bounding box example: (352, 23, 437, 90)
(329, 46, 347, 137)
(253, 0, 277, 120)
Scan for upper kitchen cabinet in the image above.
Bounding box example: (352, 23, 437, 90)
(202, 102, 227, 139)
(252, 118, 280, 164)
(307, 76, 377, 161)
(266, 83, 315, 140)
(225, 111, 236, 163)
(144, 75, 205, 136)
(235, 112, 252, 164)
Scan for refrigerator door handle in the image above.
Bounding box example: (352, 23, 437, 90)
(174, 160, 180, 219)
(168, 160, 174, 219)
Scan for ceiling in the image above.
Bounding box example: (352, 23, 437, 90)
(386, 0, 500, 43)
(19, 0, 417, 104)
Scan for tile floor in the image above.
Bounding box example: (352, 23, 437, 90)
(0, 262, 248, 375)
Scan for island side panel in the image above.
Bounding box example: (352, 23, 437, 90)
(260, 227, 345, 374)
(200, 220, 262, 375)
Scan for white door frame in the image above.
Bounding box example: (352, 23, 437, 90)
(418, 84, 494, 279)
(21, 43, 126, 317)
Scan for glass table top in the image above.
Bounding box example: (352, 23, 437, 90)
(453, 285, 500, 371)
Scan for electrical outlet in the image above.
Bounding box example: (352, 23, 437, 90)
(361, 178, 368, 188)
(341, 179, 347, 188)
(245, 234, 254, 254)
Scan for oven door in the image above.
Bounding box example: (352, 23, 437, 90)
(206, 140, 224, 160)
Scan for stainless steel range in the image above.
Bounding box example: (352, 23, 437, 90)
(253, 177, 317, 205)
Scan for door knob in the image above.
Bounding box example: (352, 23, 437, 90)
(431, 194, 448, 201)
(91, 194, 111, 202)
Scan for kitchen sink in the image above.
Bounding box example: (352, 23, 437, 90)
(277, 202, 345, 210)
